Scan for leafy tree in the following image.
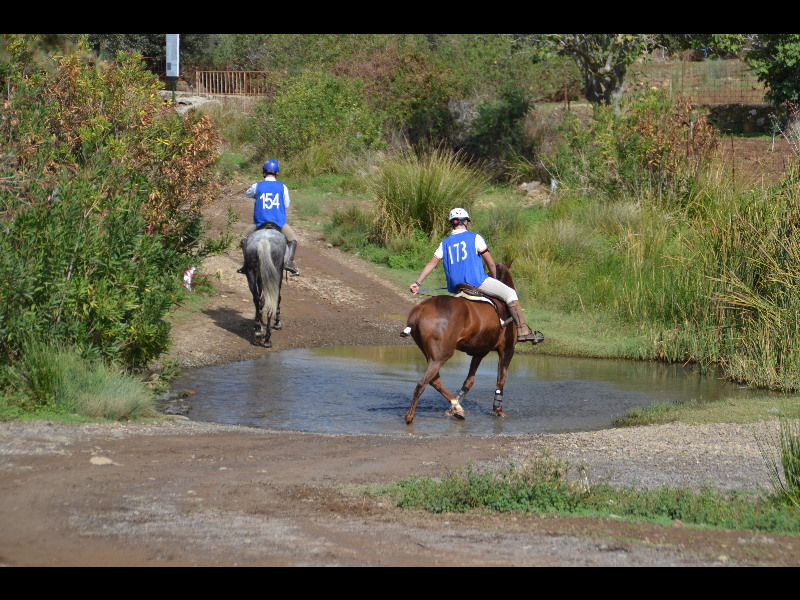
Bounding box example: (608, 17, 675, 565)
(515, 34, 657, 105)
(742, 34, 800, 107)
(654, 34, 750, 59)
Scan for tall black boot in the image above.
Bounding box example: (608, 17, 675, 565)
(285, 240, 300, 276)
(507, 301, 544, 344)
(237, 237, 248, 274)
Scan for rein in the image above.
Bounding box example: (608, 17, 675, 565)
(416, 287, 448, 296)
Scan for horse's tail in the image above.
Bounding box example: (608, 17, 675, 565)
(257, 238, 280, 320)
(401, 301, 426, 337)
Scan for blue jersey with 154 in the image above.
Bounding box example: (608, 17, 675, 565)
(253, 179, 287, 228)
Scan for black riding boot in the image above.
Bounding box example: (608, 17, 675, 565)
(507, 301, 544, 344)
(285, 240, 300, 276)
(237, 237, 248, 274)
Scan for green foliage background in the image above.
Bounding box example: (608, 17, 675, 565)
(5, 32, 800, 422)
(0, 36, 220, 414)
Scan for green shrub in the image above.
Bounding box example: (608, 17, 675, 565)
(542, 90, 718, 202)
(330, 44, 459, 146)
(250, 70, 384, 164)
(463, 85, 537, 168)
(0, 38, 219, 374)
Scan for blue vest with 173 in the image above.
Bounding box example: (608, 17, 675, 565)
(253, 180, 286, 228)
(442, 231, 488, 293)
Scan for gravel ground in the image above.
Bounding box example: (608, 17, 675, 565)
(2, 417, 797, 567)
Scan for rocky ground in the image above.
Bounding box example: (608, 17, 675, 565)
(2, 137, 799, 567)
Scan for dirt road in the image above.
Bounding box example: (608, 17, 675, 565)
(1, 182, 799, 567)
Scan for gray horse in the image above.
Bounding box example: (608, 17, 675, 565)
(242, 227, 287, 347)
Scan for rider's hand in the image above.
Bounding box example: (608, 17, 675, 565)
(410, 282, 420, 295)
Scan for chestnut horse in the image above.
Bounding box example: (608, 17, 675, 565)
(402, 261, 521, 424)
(242, 227, 286, 348)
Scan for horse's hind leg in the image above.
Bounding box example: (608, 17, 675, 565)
(246, 271, 271, 347)
(428, 374, 465, 420)
(272, 292, 283, 330)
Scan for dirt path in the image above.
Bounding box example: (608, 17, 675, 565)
(1, 182, 799, 567)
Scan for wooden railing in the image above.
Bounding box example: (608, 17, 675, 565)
(194, 71, 272, 96)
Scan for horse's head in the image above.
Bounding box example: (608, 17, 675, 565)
(495, 259, 515, 289)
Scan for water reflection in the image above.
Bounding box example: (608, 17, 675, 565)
(170, 346, 780, 436)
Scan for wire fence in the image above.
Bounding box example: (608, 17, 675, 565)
(629, 58, 768, 105)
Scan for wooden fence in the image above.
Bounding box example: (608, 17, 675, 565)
(194, 71, 273, 96)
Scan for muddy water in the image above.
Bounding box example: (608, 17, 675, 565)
(170, 346, 779, 436)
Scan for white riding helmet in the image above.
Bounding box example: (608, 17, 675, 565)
(449, 207, 470, 222)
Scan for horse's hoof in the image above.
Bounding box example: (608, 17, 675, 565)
(273, 322, 282, 330)
(493, 407, 507, 418)
(445, 407, 466, 420)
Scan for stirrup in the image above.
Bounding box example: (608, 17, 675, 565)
(517, 330, 544, 344)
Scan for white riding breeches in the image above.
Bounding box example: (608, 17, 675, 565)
(477, 277, 519, 304)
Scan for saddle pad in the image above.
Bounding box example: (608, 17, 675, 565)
(454, 291, 494, 305)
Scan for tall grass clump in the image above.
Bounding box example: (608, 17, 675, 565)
(758, 418, 800, 510)
(536, 89, 800, 389)
(371, 147, 490, 244)
(699, 171, 800, 389)
(0, 339, 155, 420)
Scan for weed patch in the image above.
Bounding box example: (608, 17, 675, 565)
(380, 454, 800, 535)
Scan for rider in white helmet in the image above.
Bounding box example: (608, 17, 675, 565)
(409, 208, 543, 344)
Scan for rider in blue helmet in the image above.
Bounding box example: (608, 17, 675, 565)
(238, 158, 300, 276)
(409, 208, 543, 344)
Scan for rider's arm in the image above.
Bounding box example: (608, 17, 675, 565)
(480, 250, 497, 279)
(410, 255, 441, 294)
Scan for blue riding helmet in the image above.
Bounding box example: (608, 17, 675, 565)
(263, 159, 280, 174)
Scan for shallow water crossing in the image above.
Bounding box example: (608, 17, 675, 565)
(170, 346, 778, 436)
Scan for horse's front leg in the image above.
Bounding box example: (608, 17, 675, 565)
(441, 353, 486, 418)
(493, 347, 514, 417)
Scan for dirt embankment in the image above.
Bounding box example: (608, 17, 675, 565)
(2, 174, 799, 567)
